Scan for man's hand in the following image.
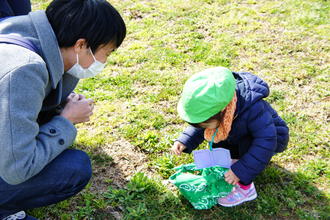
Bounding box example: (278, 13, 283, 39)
(60, 93, 94, 124)
(67, 92, 85, 101)
(224, 169, 240, 185)
(171, 141, 186, 155)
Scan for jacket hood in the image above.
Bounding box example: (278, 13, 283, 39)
(233, 71, 270, 115)
(0, 11, 64, 89)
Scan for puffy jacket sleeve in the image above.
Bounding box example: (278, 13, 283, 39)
(231, 100, 277, 184)
(0, 62, 77, 185)
(176, 126, 205, 153)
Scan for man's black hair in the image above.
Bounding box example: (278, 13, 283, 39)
(46, 0, 126, 52)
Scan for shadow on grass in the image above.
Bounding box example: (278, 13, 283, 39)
(28, 144, 129, 220)
(27, 145, 329, 219)
(105, 162, 329, 220)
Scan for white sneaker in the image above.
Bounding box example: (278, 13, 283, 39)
(2, 211, 26, 220)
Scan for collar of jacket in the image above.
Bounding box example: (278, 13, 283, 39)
(29, 10, 64, 89)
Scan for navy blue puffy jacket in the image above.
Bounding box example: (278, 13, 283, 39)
(177, 71, 289, 184)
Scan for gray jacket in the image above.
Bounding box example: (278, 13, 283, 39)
(0, 11, 79, 185)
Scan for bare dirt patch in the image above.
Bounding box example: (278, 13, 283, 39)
(91, 139, 155, 191)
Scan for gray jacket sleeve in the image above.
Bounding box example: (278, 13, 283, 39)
(0, 61, 77, 185)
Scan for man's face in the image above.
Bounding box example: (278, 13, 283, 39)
(77, 41, 116, 69)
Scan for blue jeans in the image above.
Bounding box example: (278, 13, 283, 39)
(0, 149, 92, 218)
(0, 0, 31, 18)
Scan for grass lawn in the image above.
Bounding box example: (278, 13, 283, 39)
(30, 0, 329, 219)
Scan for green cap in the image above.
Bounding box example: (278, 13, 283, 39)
(177, 67, 236, 123)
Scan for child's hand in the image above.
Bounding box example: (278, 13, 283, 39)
(171, 141, 186, 155)
(224, 169, 240, 185)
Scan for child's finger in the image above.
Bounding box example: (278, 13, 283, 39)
(226, 176, 235, 185)
(172, 147, 180, 155)
(171, 148, 177, 155)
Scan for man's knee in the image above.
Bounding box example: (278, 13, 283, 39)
(0, 150, 92, 211)
(53, 149, 92, 193)
(67, 149, 92, 184)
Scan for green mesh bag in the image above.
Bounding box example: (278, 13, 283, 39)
(169, 163, 233, 210)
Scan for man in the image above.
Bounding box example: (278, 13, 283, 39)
(0, 0, 126, 219)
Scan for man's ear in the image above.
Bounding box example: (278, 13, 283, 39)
(73, 38, 88, 53)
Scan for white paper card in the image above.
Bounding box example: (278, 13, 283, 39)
(193, 148, 231, 169)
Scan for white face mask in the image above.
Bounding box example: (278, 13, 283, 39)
(67, 48, 106, 79)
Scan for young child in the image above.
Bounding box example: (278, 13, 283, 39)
(172, 67, 289, 207)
